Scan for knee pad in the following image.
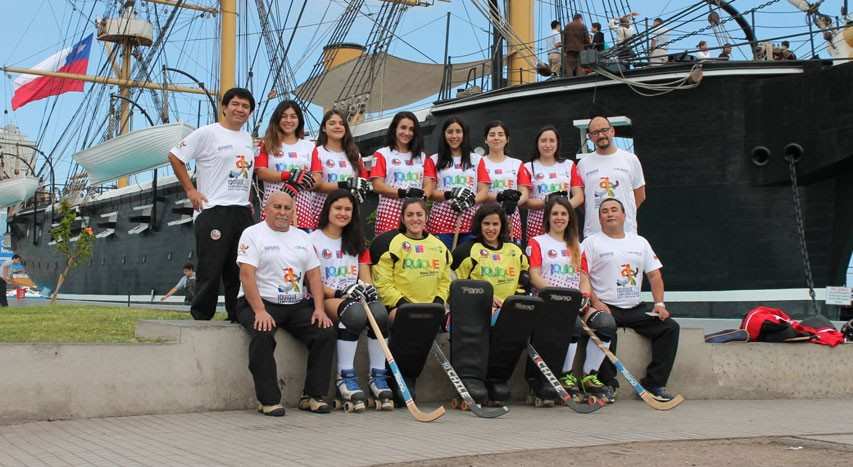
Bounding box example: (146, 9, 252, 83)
(337, 299, 367, 341)
(367, 300, 389, 338)
(587, 310, 617, 341)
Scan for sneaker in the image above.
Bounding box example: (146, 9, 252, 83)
(256, 403, 286, 417)
(581, 372, 605, 392)
(558, 372, 578, 391)
(298, 395, 331, 414)
(647, 386, 674, 402)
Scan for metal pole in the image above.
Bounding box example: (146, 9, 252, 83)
(807, 14, 816, 59)
(439, 12, 451, 100)
(751, 10, 757, 59)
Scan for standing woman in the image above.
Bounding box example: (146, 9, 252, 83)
(373, 199, 452, 399)
(255, 100, 316, 227)
(526, 197, 616, 401)
(310, 190, 394, 411)
(369, 111, 428, 235)
(424, 117, 491, 249)
(310, 110, 371, 229)
(522, 125, 584, 240)
(480, 121, 531, 242)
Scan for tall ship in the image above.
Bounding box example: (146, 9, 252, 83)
(2, 0, 852, 317)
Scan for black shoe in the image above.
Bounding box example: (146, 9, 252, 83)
(647, 386, 674, 402)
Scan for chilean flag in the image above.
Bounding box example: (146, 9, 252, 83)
(11, 34, 93, 110)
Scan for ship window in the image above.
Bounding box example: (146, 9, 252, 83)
(167, 251, 173, 261)
(101, 257, 106, 265)
(122, 256, 127, 264)
(187, 251, 193, 259)
(141, 255, 147, 264)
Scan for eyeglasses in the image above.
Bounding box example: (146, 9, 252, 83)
(588, 127, 612, 136)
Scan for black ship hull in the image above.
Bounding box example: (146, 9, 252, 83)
(10, 61, 853, 318)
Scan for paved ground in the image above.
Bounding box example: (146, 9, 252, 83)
(1, 400, 852, 466)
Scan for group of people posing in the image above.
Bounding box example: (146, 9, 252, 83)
(167, 87, 680, 416)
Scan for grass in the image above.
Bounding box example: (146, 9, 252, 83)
(0, 304, 223, 343)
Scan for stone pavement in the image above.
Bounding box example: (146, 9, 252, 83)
(1, 400, 853, 466)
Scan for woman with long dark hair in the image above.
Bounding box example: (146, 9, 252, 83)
(373, 198, 452, 400)
(451, 203, 530, 405)
(424, 117, 491, 249)
(310, 110, 371, 229)
(310, 189, 393, 411)
(522, 125, 584, 239)
(480, 121, 531, 241)
(255, 100, 316, 227)
(369, 111, 429, 235)
(526, 197, 616, 404)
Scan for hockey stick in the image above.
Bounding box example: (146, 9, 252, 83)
(451, 213, 463, 251)
(361, 300, 446, 422)
(429, 342, 509, 418)
(526, 343, 601, 414)
(579, 320, 684, 410)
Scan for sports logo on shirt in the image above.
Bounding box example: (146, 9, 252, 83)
(547, 249, 558, 258)
(278, 267, 302, 294)
(391, 158, 402, 166)
(238, 243, 249, 255)
(401, 241, 412, 252)
(535, 173, 545, 180)
(618, 264, 639, 286)
(321, 249, 332, 259)
(288, 152, 298, 159)
(479, 249, 489, 257)
(491, 253, 501, 261)
(598, 177, 619, 197)
(326, 159, 336, 168)
(230, 155, 253, 178)
(415, 245, 425, 253)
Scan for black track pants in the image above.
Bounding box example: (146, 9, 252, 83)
(237, 297, 336, 405)
(603, 303, 680, 389)
(191, 205, 253, 321)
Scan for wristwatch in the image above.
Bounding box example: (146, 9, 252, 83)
(654, 302, 666, 309)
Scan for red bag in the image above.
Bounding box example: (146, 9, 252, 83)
(740, 306, 844, 347)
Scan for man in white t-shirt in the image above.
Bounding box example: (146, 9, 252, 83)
(236, 191, 335, 416)
(547, 20, 562, 76)
(578, 115, 646, 238)
(581, 198, 679, 401)
(168, 88, 257, 322)
(0, 255, 22, 307)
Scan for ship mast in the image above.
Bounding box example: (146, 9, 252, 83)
(507, 0, 535, 86)
(219, 0, 236, 100)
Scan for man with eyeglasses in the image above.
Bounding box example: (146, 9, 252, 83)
(576, 116, 646, 238)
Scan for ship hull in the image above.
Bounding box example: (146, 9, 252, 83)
(10, 61, 853, 318)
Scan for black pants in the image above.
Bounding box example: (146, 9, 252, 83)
(191, 205, 253, 321)
(599, 303, 680, 389)
(0, 278, 7, 307)
(237, 297, 336, 405)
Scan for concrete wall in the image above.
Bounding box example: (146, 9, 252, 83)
(1, 320, 852, 424)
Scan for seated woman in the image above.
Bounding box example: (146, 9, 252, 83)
(373, 199, 452, 400)
(310, 190, 393, 411)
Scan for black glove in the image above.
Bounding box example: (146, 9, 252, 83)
(397, 187, 425, 199)
(497, 189, 521, 216)
(285, 168, 315, 191)
(545, 190, 568, 203)
(343, 282, 376, 302)
(450, 187, 475, 213)
(280, 183, 299, 199)
(338, 177, 372, 203)
(443, 186, 467, 200)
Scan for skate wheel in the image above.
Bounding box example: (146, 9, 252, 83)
(382, 399, 395, 411)
(459, 400, 470, 411)
(450, 398, 459, 410)
(343, 401, 354, 413)
(333, 399, 344, 410)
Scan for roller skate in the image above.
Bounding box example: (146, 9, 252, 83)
(487, 380, 511, 407)
(334, 369, 366, 413)
(527, 379, 558, 408)
(368, 368, 394, 411)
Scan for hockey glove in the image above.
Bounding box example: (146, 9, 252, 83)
(450, 187, 476, 213)
(497, 189, 521, 216)
(397, 187, 425, 199)
(342, 282, 372, 303)
(280, 183, 299, 199)
(545, 190, 568, 203)
(282, 168, 315, 191)
(443, 186, 468, 200)
(338, 177, 372, 203)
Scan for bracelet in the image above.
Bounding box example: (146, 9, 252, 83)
(654, 302, 666, 308)
(280, 170, 290, 182)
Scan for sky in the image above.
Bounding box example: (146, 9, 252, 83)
(0, 0, 840, 196)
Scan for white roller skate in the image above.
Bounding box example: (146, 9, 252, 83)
(335, 369, 366, 413)
(368, 368, 394, 411)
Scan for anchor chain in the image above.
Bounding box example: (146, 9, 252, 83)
(786, 150, 818, 315)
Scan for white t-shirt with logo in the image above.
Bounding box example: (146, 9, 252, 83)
(256, 138, 315, 228)
(310, 230, 370, 292)
(524, 159, 584, 239)
(369, 146, 427, 234)
(580, 232, 662, 309)
(425, 154, 491, 234)
(171, 123, 255, 211)
(483, 155, 531, 240)
(576, 148, 645, 237)
(526, 233, 588, 290)
(237, 222, 320, 304)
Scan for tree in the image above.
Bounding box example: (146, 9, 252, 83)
(49, 199, 95, 304)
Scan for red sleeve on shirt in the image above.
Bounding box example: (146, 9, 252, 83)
(255, 144, 269, 168)
(517, 163, 532, 187)
(476, 158, 491, 184)
(527, 238, 542, 268)
(580, 251, 589, 274)
(369, 152, 387, 179)
(423, 157, 437, 179)
(358, 249, 371, 265)
(310, 147, 322, 172)
(570, 164, 584, 188)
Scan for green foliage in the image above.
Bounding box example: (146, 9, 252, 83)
(0, 305, 219, 343)
(50, 199, 95, 268)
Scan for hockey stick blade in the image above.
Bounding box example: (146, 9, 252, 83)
(580, 321, 684, 411)
(362, 300, 445, 422)
(430, 342, 509, 418)
(526, 344, 601, 414)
